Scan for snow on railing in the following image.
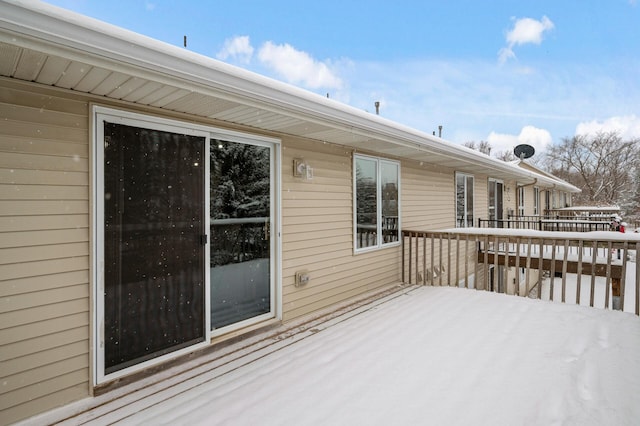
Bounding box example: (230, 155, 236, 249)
(402, 228, 640, 315)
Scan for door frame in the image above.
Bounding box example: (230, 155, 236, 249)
(92, 106, 281, 385)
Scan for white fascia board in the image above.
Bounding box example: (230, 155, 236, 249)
(0, 1, 571, 189)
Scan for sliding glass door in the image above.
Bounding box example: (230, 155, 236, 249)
(103, 121, 206, 375)
(210, 140, 273, 330)
(96, 108, 278, 383)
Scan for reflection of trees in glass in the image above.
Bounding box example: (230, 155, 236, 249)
(456, 174, 473, 227)
(211, 140, 270, 220)
(381, 162, 399, 243)
(456, 175, 465, 227)
(356, 159, 377, 249)
(210, 140, 270, 266)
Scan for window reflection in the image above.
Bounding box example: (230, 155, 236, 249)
(210, 140, 272, 329)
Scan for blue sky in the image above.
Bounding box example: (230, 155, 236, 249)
(45, 0, 640, 156)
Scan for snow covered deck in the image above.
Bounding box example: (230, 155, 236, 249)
(18, 286, 640, 425)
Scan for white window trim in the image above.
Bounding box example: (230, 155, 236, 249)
(92, 106, 281, 385)
(488, 178, 504, 222)
(353, 154, 401, 253)
(533, 186, 540, 216)
(517, 185, 525, 217)
(455, 172, 475, 228)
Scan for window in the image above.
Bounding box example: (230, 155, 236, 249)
(517, 186, 525, 217)
(354, 155, 400, 251)
(533, 187, 540, 215)
(456, 173, 474, 227)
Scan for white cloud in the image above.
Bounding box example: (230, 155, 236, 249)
(216, 36, 254, 64)
(507, 16, 554, 46)
(145, 2, 156, 11)
(257, 41, 343, 90)
(576, 115, 640, 140)
(499, 16, 554, 64)
(487, 126, 552, 157)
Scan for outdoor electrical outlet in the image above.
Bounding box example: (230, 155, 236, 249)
(295, 271, 310, 287)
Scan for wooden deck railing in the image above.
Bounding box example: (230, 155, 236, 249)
(402, 229, 640, 315)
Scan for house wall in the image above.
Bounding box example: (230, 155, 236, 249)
(523, 185, 537, 216)
(1, 78, 405, 423)
(280, 138, 400, 322)
(0, 77, 539, 423)
(0, 79, 91, 424)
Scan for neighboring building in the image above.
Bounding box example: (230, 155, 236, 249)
(0, 2, 579, 423)
(513, 159, 578, 215)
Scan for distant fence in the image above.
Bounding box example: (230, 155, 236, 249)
(478, 218, 612, 232)
(402, 229, 640, 315)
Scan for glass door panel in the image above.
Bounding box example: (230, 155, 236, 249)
(489, 180, 504, 228)
(103, 122, 205, 374)
(210, 140, 272, 330)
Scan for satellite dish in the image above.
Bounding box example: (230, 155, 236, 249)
(514, 144, 535, 160)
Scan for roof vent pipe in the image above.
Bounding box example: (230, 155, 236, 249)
(438, 125, 443, 138)
(374, 101, 380, 115)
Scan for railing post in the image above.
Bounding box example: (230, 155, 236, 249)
(408, 232, 413, 284)
(636, 241, 640, 316)
(401, 231, 405, 283)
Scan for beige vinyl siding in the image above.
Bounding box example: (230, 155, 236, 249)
(524, 185, 537, 216)
(402, 167, 482, 286)
(474, 174, 488, 226)
(505, 179, 518, 217)
(280, 139, 400, 321)
(402, 162, 454, 231)
(0, 79, 90, 424)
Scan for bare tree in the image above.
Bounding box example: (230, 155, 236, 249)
(463, 140, 492, 156)
(495, 149, 517, 162)
(543, 131, 640, 207)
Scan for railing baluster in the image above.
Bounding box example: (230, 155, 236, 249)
(408, 232, 413, 285)
(620, 241, 628, 311)
(549, 239, 557, 301)
(493, 235, 499, 292)
(484, 235, 490, 291)
(402, 231, 406, 283)
(431, 233, 435, 285)
(422, 233, 427, 285)
(438, 233, 443, 286)
(561, 239, 569, 303)
(464, 233, 469, 289)
(455, 233, 460, 288)
(537, 239, 544, 300)
(504, 236, 510, 295)
(524, 237, 532, 297)
(590, 240, 598, 307)
(576, 240, 583, 305)
(416, 232, 420, 284)
(605, 241, 612, 309)
(447, 234, 452, 286)
(472, 234, 478, 290)
(515, 237, 521, 296)
(636, 242, 640, 316)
